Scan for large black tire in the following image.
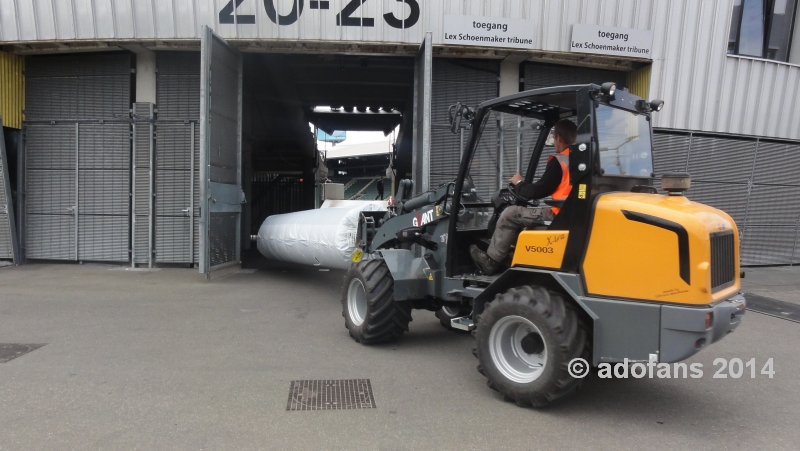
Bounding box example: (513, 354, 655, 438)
(342, 259, 412, 343)
(435, 305, 471, 331)
(473, 285, 590, 408)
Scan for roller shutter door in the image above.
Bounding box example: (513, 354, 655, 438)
(523, 63, 627, 91)
(430, 59, 498, 200)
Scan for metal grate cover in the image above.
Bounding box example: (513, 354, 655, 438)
(286, 379, 376, 411)
(0, 343, 46, 363)
(710, 230, 736, 291)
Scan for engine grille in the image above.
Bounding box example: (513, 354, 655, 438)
(710, 231, 736, 291)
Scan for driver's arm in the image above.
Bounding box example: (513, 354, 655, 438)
(514, 158, 563, 200)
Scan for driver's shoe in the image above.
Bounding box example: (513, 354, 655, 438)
(469, 245, 500, 276)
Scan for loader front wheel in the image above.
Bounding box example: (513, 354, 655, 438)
(342, 259, 412, 344)
(473, 285, 590, 407)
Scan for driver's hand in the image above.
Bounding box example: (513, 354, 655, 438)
(510, 174, 523, 185)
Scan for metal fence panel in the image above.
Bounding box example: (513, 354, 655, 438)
(751, 141, 800, 186)
(686, 181, 749, 227)
(687, 135, 757, 183)
(741, 226, 797, 266)
(24, 214, 75, 260)
(745, 185, 800, 227)
(655, 129, 800, 266)
(652, 132, 690, 179)
(132, 103, 154, 265)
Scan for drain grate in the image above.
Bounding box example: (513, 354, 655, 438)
(0, 343, 47, 363)
(286, 379, 376, 411)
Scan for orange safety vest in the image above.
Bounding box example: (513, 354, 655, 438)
(548, 149, 571, 215)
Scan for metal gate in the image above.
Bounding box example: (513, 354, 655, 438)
(22, 53, 132, 262)
(199, 27, 243, 277)
(23, 121, 131, 261)
(129, 52, 204, 267)
(412, 32, 432, 196)
(0, 118, 20, 263)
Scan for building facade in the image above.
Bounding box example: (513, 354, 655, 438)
(1, 0, 799, 270)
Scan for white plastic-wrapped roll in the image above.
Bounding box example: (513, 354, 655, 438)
(257, 204, 386, 269)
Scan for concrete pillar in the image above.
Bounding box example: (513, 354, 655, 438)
(499, 60, 520, 97)
(123, 44, 157, 104)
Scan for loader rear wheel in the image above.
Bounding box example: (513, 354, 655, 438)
(342, 259, 412, 344)
(435, 305, 471, 331)
(473, 285, 590, 408)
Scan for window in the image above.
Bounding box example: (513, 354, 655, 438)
(729, 0, 798, 61)
(595, 105, 653, 178)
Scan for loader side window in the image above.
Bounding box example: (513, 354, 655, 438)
(595, 105, 654, 178)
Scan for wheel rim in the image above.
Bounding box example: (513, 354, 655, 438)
(441, 305, 462, 317)
(347, 278, 367, 327)
(489, 315, 547, 383)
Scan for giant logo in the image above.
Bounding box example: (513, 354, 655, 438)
(219, 0, 420, 28)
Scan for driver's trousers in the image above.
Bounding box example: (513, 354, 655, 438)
(487, 206, 555, 262)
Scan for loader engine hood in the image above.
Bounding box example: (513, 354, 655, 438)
(582, 192, 740, 305)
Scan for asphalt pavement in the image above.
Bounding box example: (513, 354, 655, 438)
(1, 259, 798, 450)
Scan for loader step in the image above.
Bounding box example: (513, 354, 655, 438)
(450, 316, 475, 331)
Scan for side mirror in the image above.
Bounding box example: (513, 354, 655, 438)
(448, 103, 474, 134)
(449, 103, 463, 134)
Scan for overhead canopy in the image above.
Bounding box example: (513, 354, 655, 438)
(310, 109, 403, 136)
(325, 139, 392, 159)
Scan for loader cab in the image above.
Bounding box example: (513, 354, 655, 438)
(446, 84, 660, 278)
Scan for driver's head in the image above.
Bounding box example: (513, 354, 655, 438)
(553, 120, 577, 152)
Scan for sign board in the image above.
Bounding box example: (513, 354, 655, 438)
(443, 15, 535, 49)
(570, 24, 653, 59)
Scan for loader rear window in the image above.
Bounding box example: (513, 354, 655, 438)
(595, 105, 654, 178)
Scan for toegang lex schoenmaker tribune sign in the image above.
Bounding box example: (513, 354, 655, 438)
(443, 15, 535, 49)
(571, 24, 653, 59)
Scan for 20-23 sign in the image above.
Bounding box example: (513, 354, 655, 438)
(219, 0, 420, 28)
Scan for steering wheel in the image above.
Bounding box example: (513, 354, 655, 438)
(507, 182, 527, 203)
(507, 182, 539, 206)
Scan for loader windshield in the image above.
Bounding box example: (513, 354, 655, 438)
(595, 104, 653, 177)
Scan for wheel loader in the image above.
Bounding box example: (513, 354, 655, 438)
(340, 83, 745, 407)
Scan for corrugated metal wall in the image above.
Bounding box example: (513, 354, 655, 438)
(0, 51, 24, 129)
(22, 53, 132, 262)
(648, 1, 800, 141)
(653, 129, 800, 266)
(3, 1, 798, 141)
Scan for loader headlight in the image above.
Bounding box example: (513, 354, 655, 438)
(600, 82, 617, 98)
(650, 99, 664, 112)
(661, 172, 691, 195)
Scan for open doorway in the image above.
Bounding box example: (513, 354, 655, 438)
(242, 51, 416, 235)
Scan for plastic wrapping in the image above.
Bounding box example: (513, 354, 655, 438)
(257, 204, 386, 269)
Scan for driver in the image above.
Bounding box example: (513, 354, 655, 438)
(469, 119, 576, 275)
